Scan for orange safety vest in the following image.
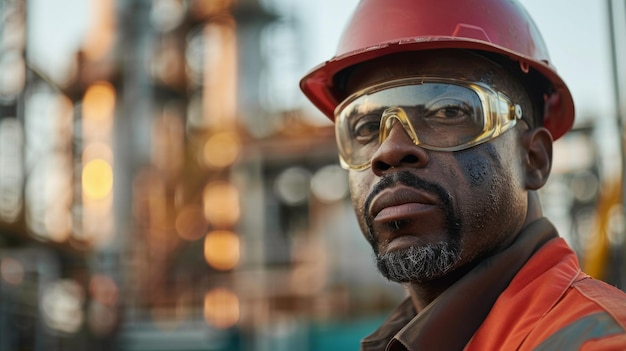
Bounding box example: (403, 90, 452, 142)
(466, 238, 626, 350)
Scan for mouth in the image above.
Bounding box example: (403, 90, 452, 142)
(363, 171, 454, 253)
(369, 185, 439, 224)
(367, 186, 443, 253)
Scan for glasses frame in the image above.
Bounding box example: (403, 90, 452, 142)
(334, 77, 523, 171)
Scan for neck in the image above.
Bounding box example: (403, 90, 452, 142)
(404, 258, 479, 311)
(524, 191, 543, 227)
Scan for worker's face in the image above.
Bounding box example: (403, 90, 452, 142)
(344, 51, 531, 283)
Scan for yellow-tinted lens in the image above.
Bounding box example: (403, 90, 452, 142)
(335, 78, 520, 170)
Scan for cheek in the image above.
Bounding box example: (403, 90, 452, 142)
(348, 172, 365, 208)
(453, 145, 501, 193)
(452, 142, 526, 238)
(453, 151, 500, 226)
(348, 172, 371, 231)
(454, 142, 521, 195)
(465, 157, 491, 187)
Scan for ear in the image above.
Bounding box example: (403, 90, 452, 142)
(521, 127, 553, 190)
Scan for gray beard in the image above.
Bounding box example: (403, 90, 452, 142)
(376, 240, 461, 283)
(364, 170, 462, 284)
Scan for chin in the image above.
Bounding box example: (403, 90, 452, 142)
(375, 241, 461, 283)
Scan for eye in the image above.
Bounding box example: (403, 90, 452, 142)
(425, 99, 473, 124)
(437, 106, 467, 118)
(352, 114, 380, 143)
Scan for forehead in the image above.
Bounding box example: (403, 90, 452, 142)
(344, 50, 517, 98)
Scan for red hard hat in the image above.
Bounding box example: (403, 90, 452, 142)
(300, 0, 575, 140)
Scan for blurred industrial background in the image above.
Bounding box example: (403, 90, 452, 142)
(0, 0, 625, 350)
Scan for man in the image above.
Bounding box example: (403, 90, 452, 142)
(299, 0, 626, 350)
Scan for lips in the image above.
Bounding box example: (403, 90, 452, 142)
(369, 185, 439, 223)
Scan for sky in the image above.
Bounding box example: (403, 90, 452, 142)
(27, 0, 90, 82)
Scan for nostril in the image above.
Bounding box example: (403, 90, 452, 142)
(373, 160, 392, 171)
(402, 154, 420, 164)
(372, 153, 423, 173)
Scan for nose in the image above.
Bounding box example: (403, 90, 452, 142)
(370, 117, 429, 175)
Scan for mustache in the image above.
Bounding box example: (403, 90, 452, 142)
(363, 171, 453, 245)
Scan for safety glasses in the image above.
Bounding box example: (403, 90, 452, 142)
(334, 77, 523, 171)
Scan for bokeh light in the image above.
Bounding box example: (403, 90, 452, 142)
(0, 118, 24, 222)
(202, 131, 241, 169)
(88, 301, 117, 336)
(87, 275, 118, 336)
(311, 164, 348, 203)
(0, 257, 24, 285)
(204, 230, 240, 270)
(82, 158, 113, 200)
(203, 181, 240, 227)
(0, 52, 25, 100)
(82, 0, 116, 61)
(44, 204, 73, 242)
(203, 288, 239, 329)
(274, 167, 311, 206)
(152, 109, 185, 179)
(25, 154, 74, 241)
(82, 81, 115, 140)
(42, 280, 85, 334)
(191, 0, 233, 17)
(175, 204, 208, 241)
(89, 274, 119, 307)
(81, 143, 114, 246)
(201, 20, 237, 127)
(150, 0, 186, 32)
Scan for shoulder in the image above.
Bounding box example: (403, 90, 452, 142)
(529, 274, 626, 350)
(570, 275, 626, 327)
(573, 275, 626, 301)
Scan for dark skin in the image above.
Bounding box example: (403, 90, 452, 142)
(343, 50, 553, 311)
